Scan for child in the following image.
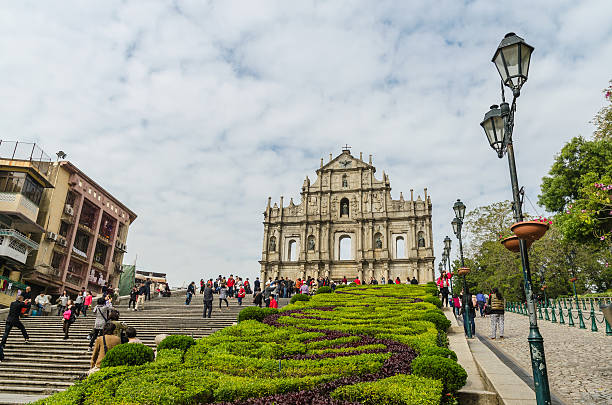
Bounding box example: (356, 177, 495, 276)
(269, 297, 278, 309)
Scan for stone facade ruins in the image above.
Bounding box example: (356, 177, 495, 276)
(260, 149, 435, 283)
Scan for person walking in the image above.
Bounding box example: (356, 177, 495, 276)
(264, 282, 275, 307)
(128, 287, 138, 310)
(0, 295, 30, 348)
(476, 292, 486, 317)
(452, 294, 461, 316)
(88, 298, 110, 352)
(82, 291, 93, 317)
(460, 294, 476, 337)
(253, 290, 263, 307)
(227, 276, 235, 298)
(218, 284, 229, 309)
(136, 283, 147, 310)
(203, 284, 213, 318)
(185, 282, 195, 305)
(56, 291, 69, 316)
(145, 278, 152, 301)
(253, 277, 261, 294)
(488, 288, 505, 339)
(62, 302, 76, 340)
(74, 291, 84, 316)
(237, 286, 245, 306)
(199, 279, 205, 294)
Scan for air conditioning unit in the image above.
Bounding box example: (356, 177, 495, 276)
(46, 232, 58, 241)
(64, 204, 74, 216)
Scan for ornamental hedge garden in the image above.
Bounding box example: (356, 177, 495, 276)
(34, 284, 466, 404)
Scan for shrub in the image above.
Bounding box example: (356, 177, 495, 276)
(423, 295, 442, 308)
(411, 355, 467, 393)
(334, 284, 348, 289)
(424, 286, 439, 296)
(156, 349, 184, 365)
(238, 307, 278, 322)
(290, 294, 311, 304)
(100, 343, 154, 368)
(157, 335, 196, 353)
(419, 346, 457, 361)
(421, 311, 450, 331)
(316, 286, 332, 294)
(331, 374, 443, 405)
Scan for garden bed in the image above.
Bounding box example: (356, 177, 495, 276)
(34, 284, 466, 405)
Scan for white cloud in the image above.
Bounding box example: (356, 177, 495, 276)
(0, 1, 610, 285)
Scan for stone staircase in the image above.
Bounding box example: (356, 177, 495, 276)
(0, 291, 252, 404)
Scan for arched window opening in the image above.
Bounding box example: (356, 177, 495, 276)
(288, 239, 297, 261)
(417, 232, 425, 248)
(269, 236, 276, 252)
(340, 198, 349, 217)
(396, 236, 406, 258)
(339, 235, 352, 260)
(374, 233, 383, 249)
(307, 235, 315, 251)
(342, 174, 348, 188)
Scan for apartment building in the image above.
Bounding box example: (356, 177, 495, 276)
(0, 142, 54, 305)
(0, 141, 137, 301)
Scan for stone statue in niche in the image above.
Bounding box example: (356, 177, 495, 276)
(341, 200, 349, 216)
(417, 232, 425, 248)
(308, 237, 315, 250)
(375, 234, 382, 249)
(342, 175, 348, 188)
(269, 237, 276, 252)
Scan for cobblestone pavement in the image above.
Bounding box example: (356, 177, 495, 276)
(473, 312, 612, 404)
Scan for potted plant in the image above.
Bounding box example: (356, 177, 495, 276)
(499, 233, 532, 253)
(510, 216, 552, 242)
(457, 267, 470, 276)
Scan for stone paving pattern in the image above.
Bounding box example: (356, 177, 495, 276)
(473, 312, 612, 404)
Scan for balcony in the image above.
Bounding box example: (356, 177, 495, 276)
(65, 273, 83, 287)
(92, 261, 105, 271)
(77, 223, 94, 235)
(71, 246, 88, 263)
(0, 229, 39, 264)
(0, 193, 44, 233)
(97, 233, 111, 245)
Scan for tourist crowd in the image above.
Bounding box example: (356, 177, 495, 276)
(437, 270, 505, 339)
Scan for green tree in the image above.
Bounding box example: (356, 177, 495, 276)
(592, 80, 612, 140)
(538, 136, 612, 213)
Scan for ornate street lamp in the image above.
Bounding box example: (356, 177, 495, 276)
(443, 236, 453, 293)
(480, 33, 551, 405)
(451, 199, 471, 338)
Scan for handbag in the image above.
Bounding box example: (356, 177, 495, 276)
(484, 305, 492, 315)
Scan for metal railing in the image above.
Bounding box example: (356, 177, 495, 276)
(0, 140, 52, 177)
(0, 228, 40, 250)
(506, 298, 612, 335)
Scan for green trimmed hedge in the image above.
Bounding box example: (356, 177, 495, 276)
(331, 374, 443, 405)
(36, 284, 465, 404)
(423, 295, 442, 308)
(157, 335, 196, 353)
(412, 355, 467, 393)
(100, 343, 154, 368)
(238, 306, 278, 322)
(289, 294, 310, 304)
(316, 286, 332, 294)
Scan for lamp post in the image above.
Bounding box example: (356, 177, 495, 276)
(480, 33, 551, 405)
(443, 236, 453, 294)
(451, 199, 472, 338)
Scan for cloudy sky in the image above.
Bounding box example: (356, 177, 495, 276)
(1, 1, 610, 285)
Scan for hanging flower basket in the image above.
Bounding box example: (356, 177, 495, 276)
(500, 235, 532, 252)
(510, 219, 551, 242)
(457, 267, 470, 276)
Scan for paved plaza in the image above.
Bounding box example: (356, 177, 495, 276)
(474, 312, 612, 404)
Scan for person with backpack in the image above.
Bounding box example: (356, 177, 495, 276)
(487, 288, 505, 339)
(88, 297, 110, 352)
(62, 301, 76, 340)
(108, 310, 129, 344)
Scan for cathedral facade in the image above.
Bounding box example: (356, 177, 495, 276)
(260, 148, 435, 284)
